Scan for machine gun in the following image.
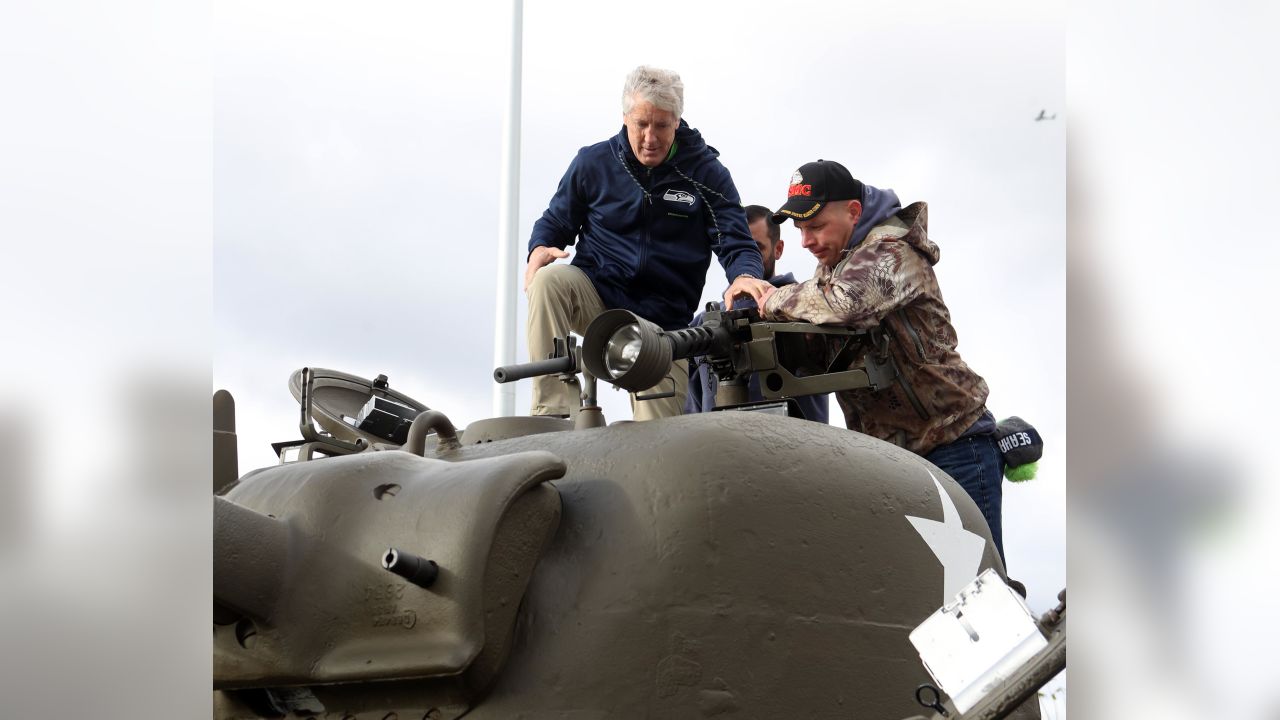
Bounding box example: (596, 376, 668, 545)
(492, 305, 899, 421)
(577, 305, 899, 410)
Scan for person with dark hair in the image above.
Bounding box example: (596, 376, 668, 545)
(684, 204, 829, 423)
(524, 65, 772, 420)
(759, 160, 1008, 560)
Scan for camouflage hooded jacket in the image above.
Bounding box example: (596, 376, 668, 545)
(761, 202, 989, 455)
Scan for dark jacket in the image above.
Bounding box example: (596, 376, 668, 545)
(761, 201, 990, 455)
(528, 121, 762, 331)
(684, 272, 831, 423)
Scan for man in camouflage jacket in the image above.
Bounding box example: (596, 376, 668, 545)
(759, 159, 1007, 561)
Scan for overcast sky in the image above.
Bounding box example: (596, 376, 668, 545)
(213, 0, 1064, 617)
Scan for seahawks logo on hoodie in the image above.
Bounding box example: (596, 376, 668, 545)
(662, 189, 697, 208)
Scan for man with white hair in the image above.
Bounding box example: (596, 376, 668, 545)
(524, 65, 771, 420)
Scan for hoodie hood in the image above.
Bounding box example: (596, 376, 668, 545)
(885, 201, 939, 266)
(847, 183, 902, 250)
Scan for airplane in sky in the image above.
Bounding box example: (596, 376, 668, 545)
(1035, 109, 1057, 121)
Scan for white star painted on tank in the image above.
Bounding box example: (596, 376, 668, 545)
(906, 470, 987, 604)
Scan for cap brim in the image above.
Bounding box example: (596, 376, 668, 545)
(770, 198, 823, 224)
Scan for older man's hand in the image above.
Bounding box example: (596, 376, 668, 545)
(524, 246, 570, 291)
(756, 284, 778, 316)
(722, 275, 774, 311)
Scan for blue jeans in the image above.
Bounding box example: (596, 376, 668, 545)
(925, 433, 1005, 563)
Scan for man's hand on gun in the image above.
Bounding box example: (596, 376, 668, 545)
(723, 276, 774, 312)
(756, 284, 778, 316)
(524, 246, 570, 291)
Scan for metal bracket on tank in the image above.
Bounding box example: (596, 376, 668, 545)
(294, 367, 366, 456)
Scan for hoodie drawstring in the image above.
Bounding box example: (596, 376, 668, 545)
(614, 148, 653, 204)
(671, 163, 731, 249)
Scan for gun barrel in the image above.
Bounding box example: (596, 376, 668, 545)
(664, 325, 726, 361)
(494, 355, 576, 383)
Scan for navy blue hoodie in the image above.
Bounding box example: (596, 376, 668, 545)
(528, 121, 763, 331)
(848, 184, 902, 250)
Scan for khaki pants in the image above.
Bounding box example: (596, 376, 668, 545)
(526, 263, 687, 420)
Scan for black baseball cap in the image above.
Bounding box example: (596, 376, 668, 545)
(771, 159, 864, 224)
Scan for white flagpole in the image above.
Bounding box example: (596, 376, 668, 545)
(493, 0, 523, 417)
